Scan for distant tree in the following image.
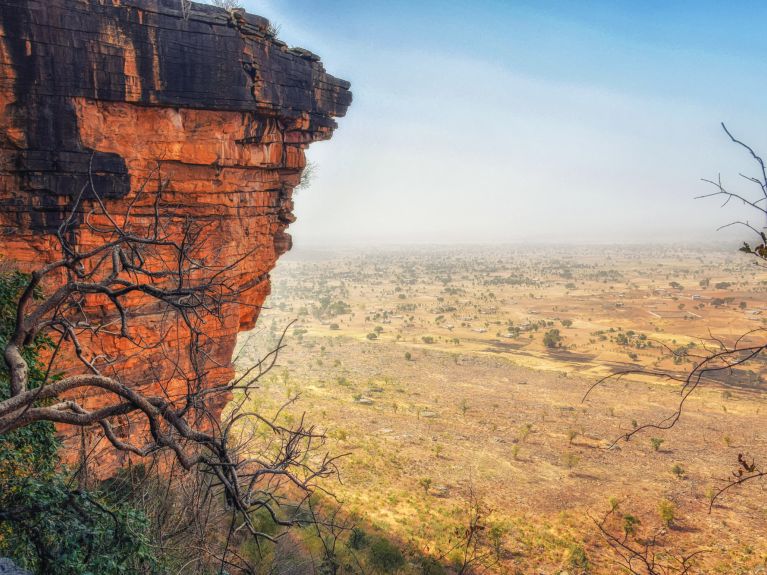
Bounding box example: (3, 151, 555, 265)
(419, 477, 433, 494)
(658, 500, 676, 527)
(543, 328, 562, 348)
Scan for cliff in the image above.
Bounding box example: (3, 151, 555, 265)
(0, 0, 350, 468)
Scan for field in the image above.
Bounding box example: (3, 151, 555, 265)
(234, 245, 767, 574)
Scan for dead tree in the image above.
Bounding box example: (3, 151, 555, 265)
(433, 486, 499, 575)
(0, 160, 340, 568)
(180, 0, 192, 20)
(584, 124, 767, 503)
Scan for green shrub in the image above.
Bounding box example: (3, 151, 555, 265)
(543, 328, 562, 348)
(369, 537, 405, 572)
(418, 556, 445, 575)
(568, 544, 589, 571)
(349, 526, 368, 550)
(0, 272, 156, 574)
(622, 514, 640, 538)
(419, 477, 433, 494)
(658, 499, 675, 527)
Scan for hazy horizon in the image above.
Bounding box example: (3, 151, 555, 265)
(238, 0, 767, 247)
(279, 239, 748, 261)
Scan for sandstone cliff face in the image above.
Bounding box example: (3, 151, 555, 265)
(0, 0, 350, 467)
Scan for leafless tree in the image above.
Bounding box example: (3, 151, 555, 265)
(584, 124, 767, 575)
(583, 124, 767, 567)
(303, 498, 369, 575)
(586, 123, 767, 484)
(434, 486, 500, 575)
(0, 159, 341, 569)
(699, 123, 767, 257)
(180, 0, 193, 20)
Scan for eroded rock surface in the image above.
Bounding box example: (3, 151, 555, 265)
(0, 0, 350, 468)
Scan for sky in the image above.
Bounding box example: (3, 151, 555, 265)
(235, 0, 767, 245)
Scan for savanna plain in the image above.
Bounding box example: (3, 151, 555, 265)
(234, 244, 767, 575)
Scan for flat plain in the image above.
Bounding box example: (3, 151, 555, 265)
(234, 245, 767, 574)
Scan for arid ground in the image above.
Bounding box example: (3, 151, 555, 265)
(234, 245, 767, 574)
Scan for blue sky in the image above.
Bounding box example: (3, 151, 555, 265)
(236, 1, 767, 244)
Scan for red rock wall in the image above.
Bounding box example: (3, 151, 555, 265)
(0, 0, 350, 469)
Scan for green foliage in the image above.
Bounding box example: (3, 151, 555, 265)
(349, 526, 368, 550)
(658, 499, 675, 527)
(419, 477, 432, 494)
(368, 537, 405, 572)
(0, 271, 59, 479)
(542, 328, 562, 348)
(488, 524, 506, 560)
(418, 556, 446, 575)
(568, 544, 590, 571)
(0, 478, 155, 574)
(562, 451, 580, 469)
(0, 272, 156, 574)
(622, 514, 640, 538)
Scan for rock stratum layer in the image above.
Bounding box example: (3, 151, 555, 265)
(0, 0, 350, 468)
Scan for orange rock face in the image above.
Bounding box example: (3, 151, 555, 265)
(0, 0, 350, 469)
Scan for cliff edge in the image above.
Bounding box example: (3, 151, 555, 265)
(0, 0, 351, 468)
